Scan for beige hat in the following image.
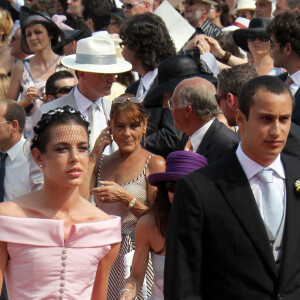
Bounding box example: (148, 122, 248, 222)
(234, 0, 256, 12)
(61, 36, 132, 74)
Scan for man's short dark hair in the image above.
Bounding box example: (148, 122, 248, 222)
(120, 13, 176, 72)
(267, 11, 300, 57)
(45, 70, 75, 97)
(3, 99, 25, 133)
(239, 75, 293, 119)
(63, 19, 92, 41)
(217, 64, 258, 97)
(82, 0, 111, 31)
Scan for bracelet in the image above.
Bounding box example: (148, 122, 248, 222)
(120, 288, 132, 296)
(127, 197, 136, 210)
(220, 51, 232, 64)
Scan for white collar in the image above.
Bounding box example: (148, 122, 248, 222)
(74, 86, 103, 113)
(236, 143, 285, 180)
(288, 70, 300, 86)
(141, 68, 158, 91)
(6, 136, 26, 162)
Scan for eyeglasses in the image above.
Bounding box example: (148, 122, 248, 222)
(119, 42, 127, 49)
(168, 99, 173, 110)
(113, 97, 143, 104)
(166, 181, 176, 193)
(122, 1, 145, 9)
(0, 121, 10, 124)
(247, 36, 270, 43)
(55, 86, 74, 95)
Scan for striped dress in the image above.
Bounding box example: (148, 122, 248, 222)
(97, 155, 154, 300)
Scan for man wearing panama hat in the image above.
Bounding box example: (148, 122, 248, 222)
(30, 35, 132, 191)
(184, 0, 224, 38)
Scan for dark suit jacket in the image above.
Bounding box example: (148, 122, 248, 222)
(283, 122, 300, 159)
(126, 79, 180, 158)
(177, 119, 240, 163)
(278, 72, 300, 126)
(165, 150, 300, 300)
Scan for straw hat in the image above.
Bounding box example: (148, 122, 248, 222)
(234, 0, 256, 13)
(61, 36, 132, 74)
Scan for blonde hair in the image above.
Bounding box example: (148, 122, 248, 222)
(0, 8, 13, 42)
(0, 74, 10, 100)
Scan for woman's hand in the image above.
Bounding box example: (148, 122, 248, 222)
(203, 36, 225, 59)
(20, 86, 39, 108)
(120, 289, 134, 300)
(90, 127, 112, 161)
(91, 181, 132, 207)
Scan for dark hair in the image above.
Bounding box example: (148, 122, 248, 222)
(238, 75, 293, 119)
(286, 0, 300, 10)
(110, 94, 148, 125)
(217, 63, 258, 97)
(45, 70, 75, 97)
(214, 0, 233, 27)
(82, 0, 111, 31)
(116, 71, 135, 88)
(63, 19, 92, 41)
(216, 32, 243, 58)
(147, 183, 171, 240)
(2, 99, 26, 134)
(119, 13, 176, 72)
(31, 0, 58, 17)
(31, 106, 90, 152)
(267, 11, 300, 58)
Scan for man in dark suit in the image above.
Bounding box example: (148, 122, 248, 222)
(171, 77, 240, 163)
(165, 76, 300, 299)
(267, 11, 300, 125)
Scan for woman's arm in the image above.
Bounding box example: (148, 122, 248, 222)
(6, 60, 23, 100)
(91, 242, 120, 300)
(79, 128, 112, 200)
(0, 241, 8, 296)
(146, 155, 165, 205)
(120, 217, 152, 300)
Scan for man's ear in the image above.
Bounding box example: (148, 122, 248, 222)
(10, 120, 19, 134)
(235, 108, 246, 129)
(185, 105, 193, 117)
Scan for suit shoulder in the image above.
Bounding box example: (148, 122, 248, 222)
(39, 94, 74, 113)
(215, 121, 240, 144)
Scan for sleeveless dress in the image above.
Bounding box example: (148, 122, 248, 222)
(0, 215, 121, 300)
(97, 155, 154, 300)
(21, 57, 67, 137)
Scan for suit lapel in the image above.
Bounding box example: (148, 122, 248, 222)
(278, 155, 300, 284)
(217, 152, 278, 277)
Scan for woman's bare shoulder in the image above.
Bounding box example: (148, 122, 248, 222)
(147, 154, 165, 174)
(0, 196, 30, 217)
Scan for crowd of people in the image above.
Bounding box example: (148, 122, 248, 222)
(0, 0, 300, 299)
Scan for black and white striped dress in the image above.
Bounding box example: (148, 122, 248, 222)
(97, 155, 154, 300)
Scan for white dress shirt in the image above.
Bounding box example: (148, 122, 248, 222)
(4, 136, 29, 202)
(190, 118, 215, 152)
(236, 143, 286, 222)
(140, 68, 158, 100)
(74, 87, 112, 155)
(288, 70, 300, 96)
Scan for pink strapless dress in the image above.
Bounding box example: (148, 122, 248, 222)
(0, 215, 121, 300)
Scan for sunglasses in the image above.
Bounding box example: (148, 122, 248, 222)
(113, 97, 143, 104)
(122, 1, 145, 9)
(183, 0, 199, 5)
(166, 181, 176, 193)
(55, 86, 74, 95)
(247, 36, 270, 42)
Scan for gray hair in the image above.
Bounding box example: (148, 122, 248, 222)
(287, 0, 300, 10)
(178, 82, 220, 121)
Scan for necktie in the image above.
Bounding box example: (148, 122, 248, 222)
(257, 169, 283, 237)
(0, 153, 8, 203)
(136, 80, 144, 99)
(89, 103, 98, 150)
(285, 76, 294, 87)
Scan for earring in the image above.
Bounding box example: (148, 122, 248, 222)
(143, 133, 146, 147)
(40, 164, 43, 168)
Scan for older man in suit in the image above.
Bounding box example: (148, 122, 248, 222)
(30, 35, 132, 191)
(165, 76, 300, 299)
(171, 77, 240, 163)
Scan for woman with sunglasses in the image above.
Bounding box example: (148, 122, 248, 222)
(120, 151, 208, 300)
(81, 94, 165, 300)
(233, 18, 284, 76)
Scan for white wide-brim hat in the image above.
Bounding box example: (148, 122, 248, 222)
(61, 36, 132, 74)
(222, 17, 250, 31)
(234, 0, 256, 12)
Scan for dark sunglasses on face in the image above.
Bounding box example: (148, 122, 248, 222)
(166, 181, 176, 193)
(183, 0, 198, 5)
(247, 36, 270, 43)
(122, 1, 144, 9)
(113, 97, 143, 104)
(55, 86, 74, 95)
